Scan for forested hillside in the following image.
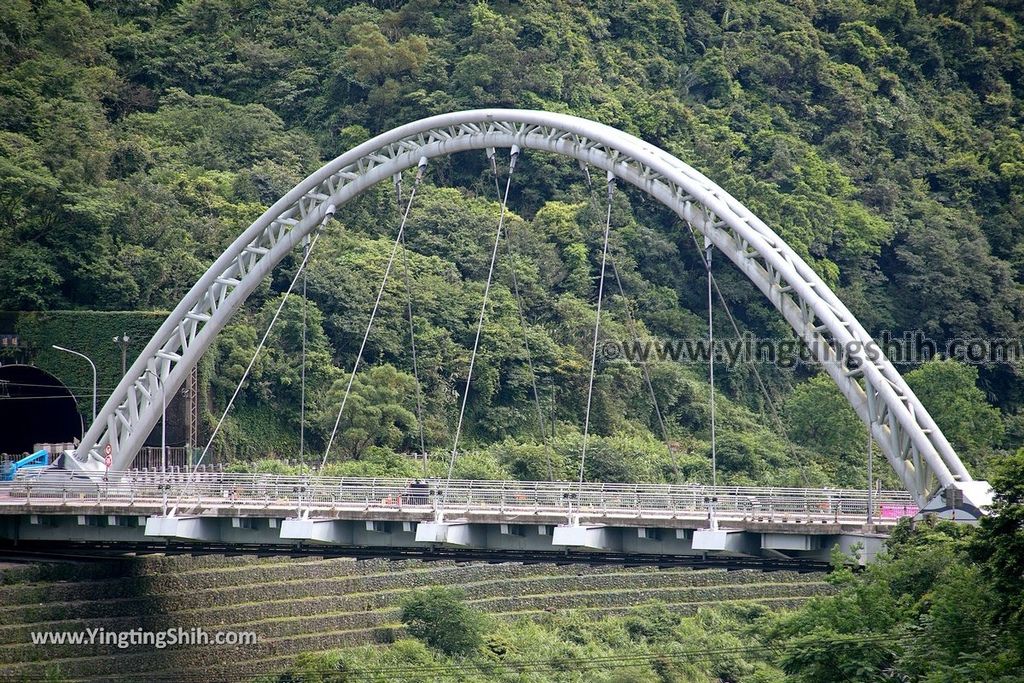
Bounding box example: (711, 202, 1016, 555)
(1, 0, 1021, 485)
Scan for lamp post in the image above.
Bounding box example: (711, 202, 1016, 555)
(113, 333, 130, 376)
(144, 368, 167, 474)
(52, 345, 96, 422)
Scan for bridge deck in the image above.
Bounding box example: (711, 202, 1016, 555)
(0, 474, 912, 564)
(0, 472, 915, 526)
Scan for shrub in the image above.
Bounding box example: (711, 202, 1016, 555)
(399, 587, 485, 656)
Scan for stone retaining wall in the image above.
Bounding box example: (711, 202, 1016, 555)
(0, 556, 834, 681)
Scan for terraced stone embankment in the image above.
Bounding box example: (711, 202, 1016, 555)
(0, 555, 835, 681)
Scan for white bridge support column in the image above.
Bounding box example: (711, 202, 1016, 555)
(69, 108, 989, 517)
(835, 533, 888, 565)
(761, 533, 824, 552)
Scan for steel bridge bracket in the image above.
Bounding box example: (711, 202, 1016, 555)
(918, 480, 993, 522)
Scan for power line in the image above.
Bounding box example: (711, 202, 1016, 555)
(0, 392, 116, 401)
(98, 623, 966, 682)
(0, 380, 123, 392)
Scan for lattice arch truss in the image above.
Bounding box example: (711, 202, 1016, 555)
(71, 109, 986, 511)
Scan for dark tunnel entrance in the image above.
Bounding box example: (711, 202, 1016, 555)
(0, 364, 83, 457)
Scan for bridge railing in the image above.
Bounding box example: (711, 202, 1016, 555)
(0, 472, 917, 520)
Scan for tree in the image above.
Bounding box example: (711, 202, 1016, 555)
(399, 588, 485, 656)
(972, 449, 1024, 624)
(317, 364, 418, 460)
(0, 243, 62, 310)
(905, 359, 1004, 469)
(493, 439, 568, 481)
(785, 373, 867, 485)
(765, 513, 1024, 682)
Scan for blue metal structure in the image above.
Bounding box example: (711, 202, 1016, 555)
(1, 449, 50, 481)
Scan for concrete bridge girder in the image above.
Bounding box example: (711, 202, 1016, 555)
(2, 512, 887, 565)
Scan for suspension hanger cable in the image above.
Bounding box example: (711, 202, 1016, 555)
(683, 224, 809, 486)
(577, 162, 678, 483)
(320, 158, 428, 470)
(443, 146, 520, 497)
(395, 173, 428, 475)
(179, 205, 334, 506)
(685, 225, 789, 423)
(578, 172, 615, 484)
(299, 233, 309, 470)
(608, 256, 681, 482)
(705, 228, 717, 488)
(486, 147, 553, 480)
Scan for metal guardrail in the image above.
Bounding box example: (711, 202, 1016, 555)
(134, 447, 191, 470)
(0, 471, 917, 521)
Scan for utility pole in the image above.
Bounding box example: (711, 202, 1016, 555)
(867, 426, 874, 527)
(144, 369, 167, 474)
(185, 365, 198, 458)
(113, 333, 131, 376)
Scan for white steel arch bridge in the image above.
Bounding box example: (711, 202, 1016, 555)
(65, 109, 990, 518)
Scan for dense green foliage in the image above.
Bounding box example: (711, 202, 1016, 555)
(272, 452, 1024, 682)
(2, 0, 1021, 485)
(4, 3, 1024, 679)
(400, 587, 487, 657)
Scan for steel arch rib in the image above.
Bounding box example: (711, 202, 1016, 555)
(72, 109, 976, 508)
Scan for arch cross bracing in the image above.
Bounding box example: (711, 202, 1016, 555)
(70, 109, 986, 512)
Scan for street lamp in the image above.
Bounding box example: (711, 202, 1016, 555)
(52, 345, 97, 422)
(113, 333, 131, 376)
(143, 368, 167, 474)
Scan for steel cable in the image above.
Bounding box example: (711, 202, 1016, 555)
(443, 147, 519, 501)
(321, 160, 428, 470)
